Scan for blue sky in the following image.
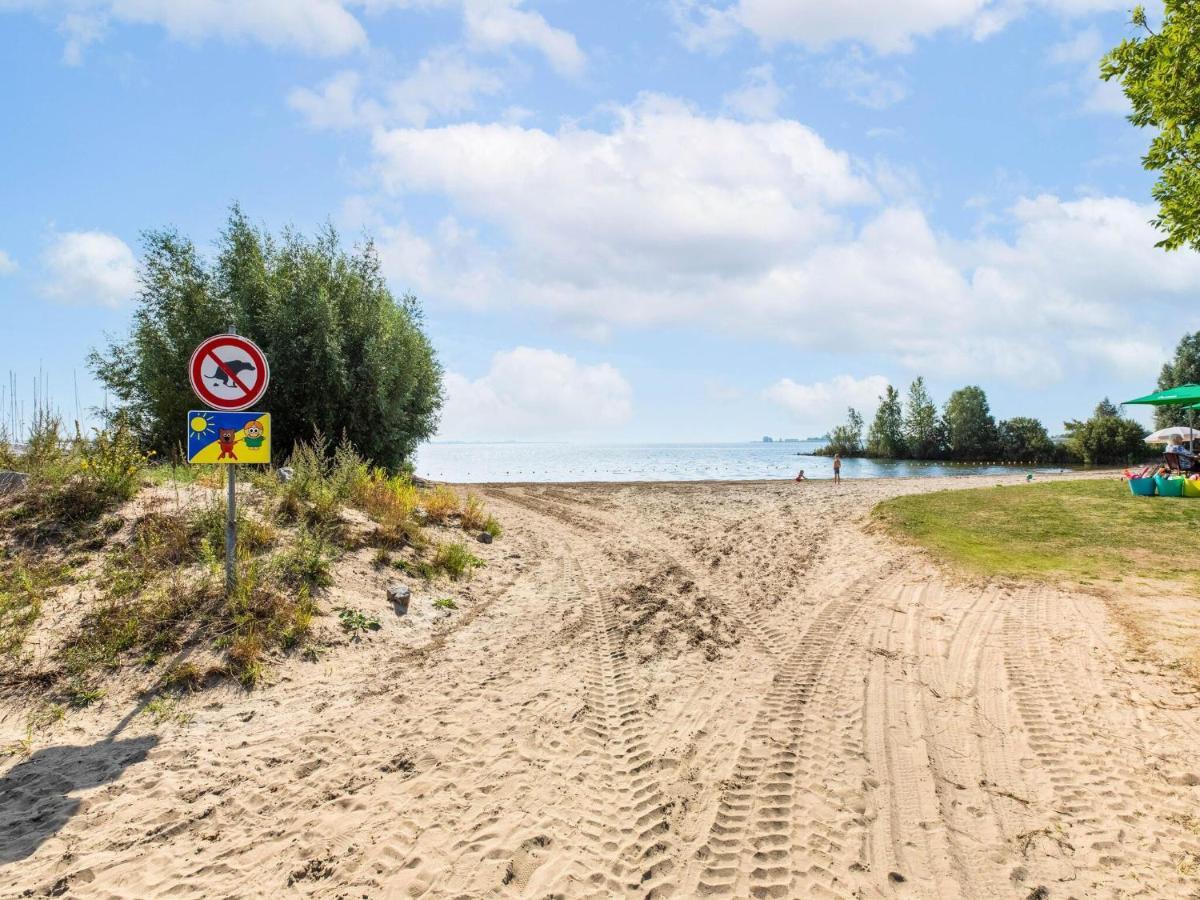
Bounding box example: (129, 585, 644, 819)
(1, 0, 1195, 443)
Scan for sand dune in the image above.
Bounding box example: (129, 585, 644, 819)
(3, 474, 1200, 898)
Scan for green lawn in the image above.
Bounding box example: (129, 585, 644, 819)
(873, 479, 1200, 586)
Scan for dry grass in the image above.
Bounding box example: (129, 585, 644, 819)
(422, 485, 461, 525)
(2, 430, 501, 694)
(460, 493, 487, 531)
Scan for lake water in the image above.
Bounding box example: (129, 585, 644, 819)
(414, 441, 1068, 483)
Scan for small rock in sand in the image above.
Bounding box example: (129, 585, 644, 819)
(0, 471, 28, 495)
(477, 532, 493, 544)
(387, 583, 411, 614)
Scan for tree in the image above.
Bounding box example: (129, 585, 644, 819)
(942, 386, 999, 460)
(825, 407, 864, 456)
(1064, 402, 1149, 464)
(1154, 331, 1200, 428)
(1094, 397, 1120, 419)
(90, 207, 444, 470)
(1101, 3, 1200, 251)
(997, 416, 1056, 463)
(866, 385, 906, 459)
(903, 377, 941, 459)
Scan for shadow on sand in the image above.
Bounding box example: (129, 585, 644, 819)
(0, 735, 159, 865)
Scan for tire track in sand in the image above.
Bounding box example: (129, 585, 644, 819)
(1002, 587, 1200, 898)
(598, 494, 901, 898)
(510, 484, 905, 898)
(484, 488, 678, 897)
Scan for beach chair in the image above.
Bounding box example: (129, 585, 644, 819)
(1165, 452, 1199, 474)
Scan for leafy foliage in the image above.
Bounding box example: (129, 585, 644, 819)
(90, 206, 443, 470)
(866, 385, 907, 459)
(1155, 331, 1200, 428)
(1064, 401, 1149, 465)
(1102, 3, 1200, 251)
(942, 386, 999, 461)
(821, 407, 864, 456)
(903, 377, 942, 460)
(997, 416, 1057, 463)
(337, 607, 381, 634)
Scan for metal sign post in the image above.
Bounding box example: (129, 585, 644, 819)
(187, 331, 272, 597)
(226, 466, 236, 595)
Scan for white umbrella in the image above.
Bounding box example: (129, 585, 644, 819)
(1145, 426, 1200, 444)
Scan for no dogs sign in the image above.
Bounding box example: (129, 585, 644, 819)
(188, 334, 270, 411)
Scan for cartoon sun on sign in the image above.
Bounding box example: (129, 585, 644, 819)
(190, 412, 217, 439)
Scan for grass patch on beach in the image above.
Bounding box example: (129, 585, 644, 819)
(873, 480, 1200, 586)
(0, 553, 55, 657)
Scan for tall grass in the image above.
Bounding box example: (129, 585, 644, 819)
(1, 414, 148, 538)
(1, 425, 503, 692)
(432, 542, 483, 581)
(422, 485, 461, 524)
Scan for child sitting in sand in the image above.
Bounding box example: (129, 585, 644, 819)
(794, 470, 807, 482)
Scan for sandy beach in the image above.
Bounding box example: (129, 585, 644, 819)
(3, 473, 1200, 898)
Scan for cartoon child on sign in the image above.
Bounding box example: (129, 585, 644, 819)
(243, 420, 266, 450)
(217, 428, 238, 461)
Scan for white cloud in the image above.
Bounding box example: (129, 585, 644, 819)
(678, 0, 989, 53)
(40, 231, 137, 307)
(438, 347, 632, 440)
(59, 11, 106, 64)
(1047, 27, 1127, 114)
(386, 47, 504, 124)
(721, 64, 784, 120)
(462, 0, 584, 75)
(289, 51, 502, 130)
(6, 0, 367, 61)
(0, 250, 17, 275)
(676, 0, 1131, 54)
(373, 94, 875, 293)
(357, 0, 584, 73)
(348, 92, 1200, 387)
(823, 51, 909, 109)
(288, 70, 368, 130)
(765, 374, 890, 430)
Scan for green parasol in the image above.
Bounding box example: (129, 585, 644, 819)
(1124, 384, 1200, 454)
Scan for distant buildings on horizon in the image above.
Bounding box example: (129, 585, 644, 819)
(761, 435, 828, 443)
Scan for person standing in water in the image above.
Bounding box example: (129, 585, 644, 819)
(832, 453, 841, 484)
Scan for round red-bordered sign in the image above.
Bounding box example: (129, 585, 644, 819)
(188, 334, 270, 411)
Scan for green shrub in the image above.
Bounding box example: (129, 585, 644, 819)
(75, 418, 148, 507)
(273, 528, 334, 592)
(89, 208, 443, 471)
(337, 607, 380, 634)
(432, 543, 482, 581)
